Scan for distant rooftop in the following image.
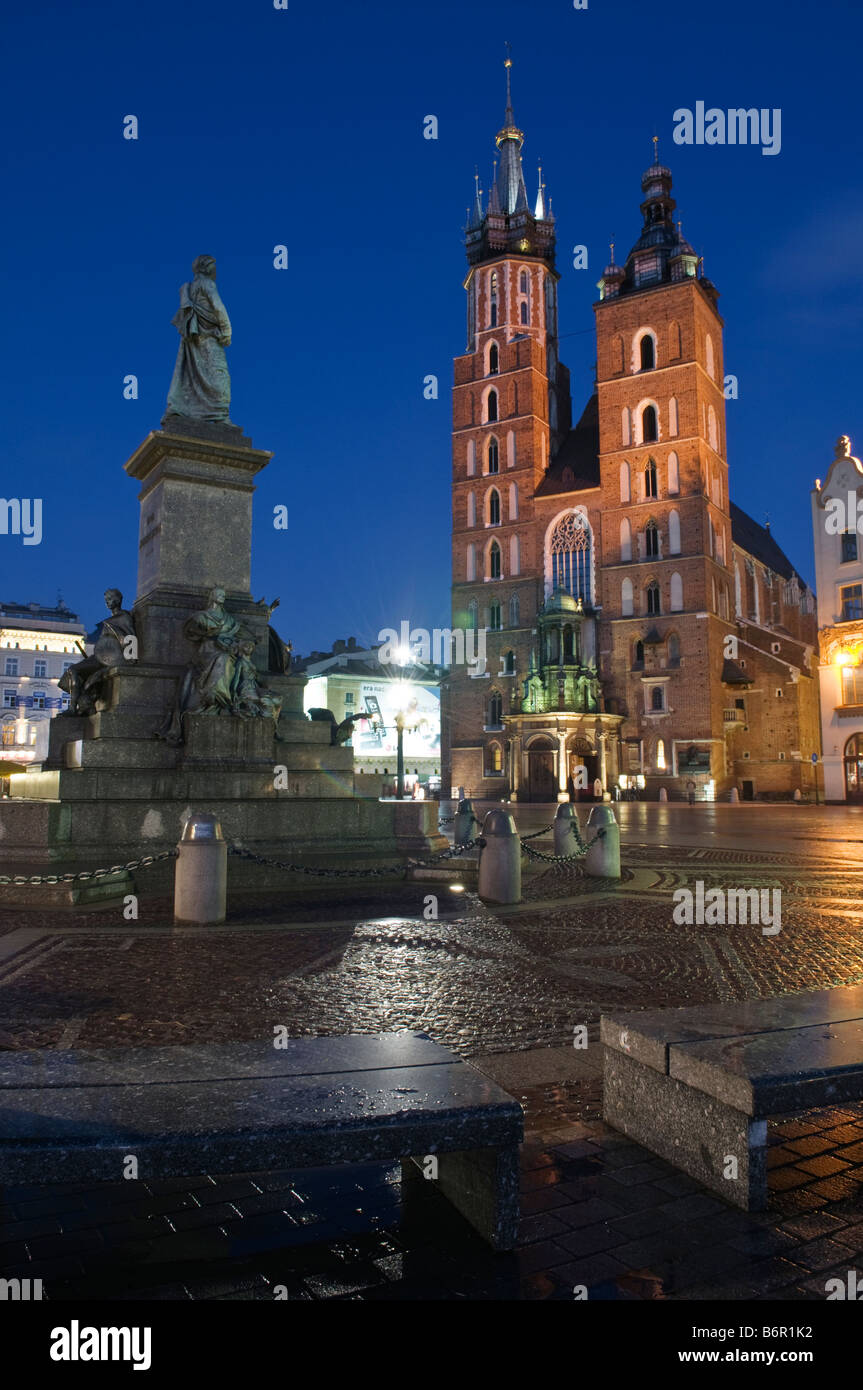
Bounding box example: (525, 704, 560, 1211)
(0, 599, 86, 634)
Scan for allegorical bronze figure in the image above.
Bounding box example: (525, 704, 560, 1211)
(157, 587, 283, 745)
(59, 589, 137, 715)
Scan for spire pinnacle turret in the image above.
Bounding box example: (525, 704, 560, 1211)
(464, 56, 556, 268)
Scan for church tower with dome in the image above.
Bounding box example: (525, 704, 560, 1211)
(442, 63, 819, 803)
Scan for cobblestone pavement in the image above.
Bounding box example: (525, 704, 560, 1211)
(1, 808, 862, 1299)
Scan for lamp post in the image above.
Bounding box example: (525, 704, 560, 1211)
(396, 710, 406, 800)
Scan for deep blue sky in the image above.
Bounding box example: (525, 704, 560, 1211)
(2, 0, 862, 650)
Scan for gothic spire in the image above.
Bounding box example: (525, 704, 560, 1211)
(494, 50, 529, 217)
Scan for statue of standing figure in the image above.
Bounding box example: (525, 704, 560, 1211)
(157, 587, 283, 744)
(163, 255, 232, 425)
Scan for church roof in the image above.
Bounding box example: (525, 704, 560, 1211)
(535, 394, 601, 496)
(729, 502, 801, 583)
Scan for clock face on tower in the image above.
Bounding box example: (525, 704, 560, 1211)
(518, 238, 529, 251)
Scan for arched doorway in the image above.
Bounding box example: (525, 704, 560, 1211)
(526, 736, 556, 802)
(568, 736, 599, 800)
(844, 734, 863, 802)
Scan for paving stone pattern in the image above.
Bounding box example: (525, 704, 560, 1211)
(1, 826, 863, 1299)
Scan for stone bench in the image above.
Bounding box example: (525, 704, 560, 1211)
(0, 1032, 522, 1250)
(601, 984, 863, 1209)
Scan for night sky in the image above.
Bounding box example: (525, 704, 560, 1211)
(2, 0, 861, 650)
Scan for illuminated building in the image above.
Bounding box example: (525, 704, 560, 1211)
(296, 638, 443, 795)
(811, 437, 863, 801)
(443, 62, 819, 802)
(0, 600, 88, 768)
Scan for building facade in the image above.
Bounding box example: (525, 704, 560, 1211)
(297, 638, 443, 795)
(443, 68, 819, 803)
(0, 600, 87, 768)
(811, 436, 863, 802)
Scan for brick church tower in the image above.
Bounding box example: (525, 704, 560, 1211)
(443, 69, 819, 803)
(593, 144, 735, 790)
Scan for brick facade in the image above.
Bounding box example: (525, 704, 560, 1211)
(442, 82, 818, 802)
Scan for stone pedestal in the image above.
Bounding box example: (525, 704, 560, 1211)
(0, 423, 448, 902)
(124, 424, 273, 668)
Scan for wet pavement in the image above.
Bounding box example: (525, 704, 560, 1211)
(1, 804, 862, 1300)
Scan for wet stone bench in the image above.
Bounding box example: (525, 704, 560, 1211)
(0, 1032, 523, 1250)
(601, 984, 863, 1210)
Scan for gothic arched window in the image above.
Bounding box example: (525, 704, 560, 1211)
(645, 520, 659, 557)
(488, 489, 501, 526)
(489, 271, 498, 328)
(487, 437, 499, 473)
(519, 270, 529, 294)
(644, 458, 658, 498)
(502, 649, 515, 673)
(488, 342, 499, 375)
(646, 581, 661, 615)
(520, 301, 529, 325)
(488, 691, 503, 725)
(667, 633, 680, 665)
(640, 335, 655, 370)
(509, 593, 520, 627)
(550, 512, 592, 606)
(468, 598, 478, 629)
(489, 599, 502, 630)
(486, 390, 498, 423)
(489, 540, 502, 579)
(642, 404, 658, 443)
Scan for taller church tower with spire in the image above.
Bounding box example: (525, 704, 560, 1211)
(442, 66, 819, 803)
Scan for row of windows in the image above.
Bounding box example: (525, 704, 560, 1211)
(465, 484, 518, 528)
(486, 268, 533, 331)
(620, 456, 678, 501)
(467, 597, 520, 630)
(466, 537, 519, 581)
(621, 575, 683, 616)
(466, 432, 517, 476)
(2, 689, 56, 709)
(3, 658, 61, 676)
(619, 400, 720, 452)
(608, 327, 717, 382)
(620, 512, 682, 561)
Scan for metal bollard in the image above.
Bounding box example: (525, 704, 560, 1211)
(554, 802, 581, 857)
(584, 805, 620, 880)
(454, 797, 477, 848)
(477, 808, 521, 904)
(174, 812, 227, 925)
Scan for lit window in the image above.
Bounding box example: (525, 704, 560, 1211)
(550, 512, 592, 606)
(657, 738, 666, 769)
(841, 584, 863, 622)
(842, 666, 863, 705)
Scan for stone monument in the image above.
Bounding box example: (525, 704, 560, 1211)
(0, 257, 445, 904)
